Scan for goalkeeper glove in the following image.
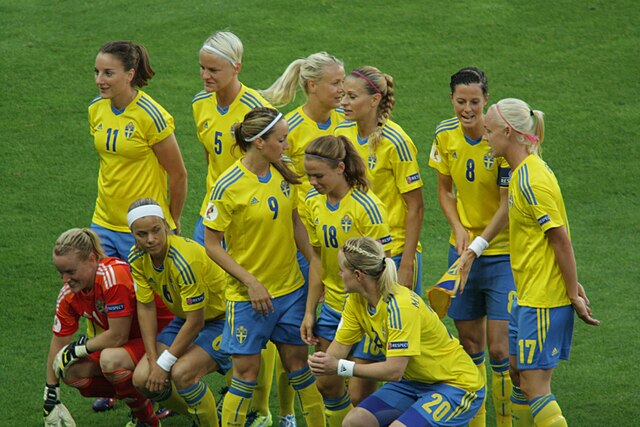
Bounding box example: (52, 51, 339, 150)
(52, 335, 90, 379)
(43, 383, 76, 427)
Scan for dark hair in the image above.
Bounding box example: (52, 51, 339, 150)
(232, 107, 301, 184)
(98, 40, 155, 88)
(449, 67, 488, 96)
(305, 135, 368, 192)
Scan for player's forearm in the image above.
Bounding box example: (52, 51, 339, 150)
(400, 190, 423, 265)
(168, 310, 204, 359)
(46, 335, 71, 384)
(547, 226, 580, 301)
(207, 244, 258, 286)
(87, 325, 130, 350)
(168, 172, 187, 227)
(137, 302, 159, 360)
(293, 210, 314, 262)
(305, 253, 324, 315)
(480, 192, 509, 243)
(352, 358, 408, 382)
(437, 185, 465, 237)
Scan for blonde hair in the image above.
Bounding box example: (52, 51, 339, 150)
(260, 52, 343, 107)
(349, 66, 395, 154)
(201, 31, 243, 65)
(232, 107, 300, 184)
(340, 237, 398, 300)
(490, 98, 545, 154)
(53, 228, 106, 260)
(305, 135, 368, 192)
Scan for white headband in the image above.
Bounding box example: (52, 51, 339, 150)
(201, 44, 237, 65)
(245, 113, 283, 142)
(127, 205, 165, 228)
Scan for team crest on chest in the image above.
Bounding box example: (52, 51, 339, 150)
(95, 299, 106, 314)
(483, 154, 495, 169)
(368, 155, 377, 170)
(280, 180, 291, 198)
(341, 215, 353, 232)
(124, 121, 135, 139)
(235, 325, 248, 344)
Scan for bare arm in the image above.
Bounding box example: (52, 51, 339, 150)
(46, 335, 73, 384)
(547, 226, 600, 326)
(397, 187, 424, 288)
(153, 134, 188, 235)
(85, 315, 132, 351)
(137, 301, 159, 361)
(167, 309, 204, 359)
(204, 227, 273, 315)
(301, 246, 323, 345)
(293, 209, 314, 263)
(309, 346, 409, 382)
(436, 172, 467, 254)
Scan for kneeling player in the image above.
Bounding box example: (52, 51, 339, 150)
(309, 237, 485, 427)
(127, 199, 230, 427)
(44, 228, 172, 427)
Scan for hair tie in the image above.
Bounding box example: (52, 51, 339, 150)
(351, 70, 382, 95)
(305, 153, 341, 165)
(245, 113, 283, 142)
(529, 109, 534, 117)
(496, 104, 540, 145)
(201, 44, 236, 65)
(127, 205, 165, 228)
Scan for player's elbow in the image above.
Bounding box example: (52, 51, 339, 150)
(111, 332, 130, 348)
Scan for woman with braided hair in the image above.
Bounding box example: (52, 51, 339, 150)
(308, 237, 484, 427)
(335, 66, 424, 294)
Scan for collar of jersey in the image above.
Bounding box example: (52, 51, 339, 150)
(257, 169, 272, 183)
(357, 133, 369, 145)
(464, 134, 483, 146)
(316, 117, 332, 131)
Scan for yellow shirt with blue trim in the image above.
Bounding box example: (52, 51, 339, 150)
(129, 234, 226, 320)
(89, 90, 176, 232)
(428, 117, 510, 255)
(305, 187, 391, 312)
(509, 155, 571, 308)
(285, 106, 345, 225)
(335, 285, 482, 391)
(203, 159, 303, 301)
(192, 85, 271, 217)
(335, 120, 422, 256)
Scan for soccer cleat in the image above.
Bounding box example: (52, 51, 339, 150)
(246, 410, 272, 427)
(277, 414, 297, 427)
(152, 402, 173, 420)
(125, 414, 162, 427)
(92, 397, 117, 412)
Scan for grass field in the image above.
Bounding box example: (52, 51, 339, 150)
(2, 0, 638, 425)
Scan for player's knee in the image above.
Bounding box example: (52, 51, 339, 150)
(316, 376, 344, 398)
(488, 346, 509, 361)
(509, 363, 520, 387)
(171, 359, 197, 389)
(99, 348, 129, 371)
(132, 363, 149, 391)
(343, 407, 374, 427)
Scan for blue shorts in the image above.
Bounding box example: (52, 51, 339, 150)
(222, 286, 307, 355)
(296, 250, 309, 288)
(359, 380, 485, 427)
(315, 303, 384, 362)
(392, 251, 423, 297)
(157, 316, 231, 374)
(192, 216, 205, 246)
(508, 299, 574, 370)
(447, 245, 515, 321)
(91, 223, 135, 260)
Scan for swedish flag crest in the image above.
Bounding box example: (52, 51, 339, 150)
(235, 326, 248, 344)
(341, 215, 353, 232)
(368, 155, 377, 170)
(280, 180, 291, 198)
(483, 154, 495, 169)
(125, 122, 135, 139)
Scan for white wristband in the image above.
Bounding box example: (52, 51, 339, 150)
(468, 236, 489, 257)
(337, 359, 355, 377)
(156, 350, 177, 372)
(75, 345, 89, 358)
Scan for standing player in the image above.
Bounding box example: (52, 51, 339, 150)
(300, 135, 391, 424)
(203, 108, 325, 427)
(335, 66, 424, 293)
(89, 40, 186, 413)
(89, 40, 187, 258)
(127, 198, 230, 427)
(308, 237, 485, 427)
(482, 98, 599, 427)
(428, 68, 514, 426)
(44, 228, 172, 427)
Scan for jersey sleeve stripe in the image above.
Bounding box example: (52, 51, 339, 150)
(211, 166, 244, 200)
(335, 107, 344, 114)
(287, 113, 304, 131)
(136, 97, 167, 132)
(98, 264, 117, 289)
(241, 92, 265, 107)
(387, 295, 402, 329)
(437, 117, 459, 128)
(128, 248, 145, 264)
(168, 247, 196, 284)
(518, 165, 538, 205)
(192, 91, 213, 104)
(335, 120, 356, 130)
(88, 96, 102, 107)
(305, 188, 320, 200)
(435, 123, 460, 136)
(351, 190, 383, 224)
(382, 127, 413, 161)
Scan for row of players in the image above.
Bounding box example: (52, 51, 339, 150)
(43, 30, 599, 427)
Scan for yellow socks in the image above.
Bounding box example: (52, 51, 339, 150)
(288, 366, 325, 427)
(324, 391, 353, 427)
(511, 385, 534, 427)
(252, 342, 276, 417)
(530, 394, 567, 427)
(490, 358, 512, 427)
(177, 381, 218, 427)
(149, 381, 190, 416)
(275, 353, 296, 416)
(468, 352, 486, 427)
(222, 377, 256, 427)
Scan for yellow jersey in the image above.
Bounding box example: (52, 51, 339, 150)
(428, 117, 510, 255)
(336, 285, 482, 391)
(335, 120, 422, 256)
(89, 90, 176, 232)
(203, 159, 303, 301)
(192, 85, 271, 217)
(305, 187, 391, 311)
(129, 234, 226, 320)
